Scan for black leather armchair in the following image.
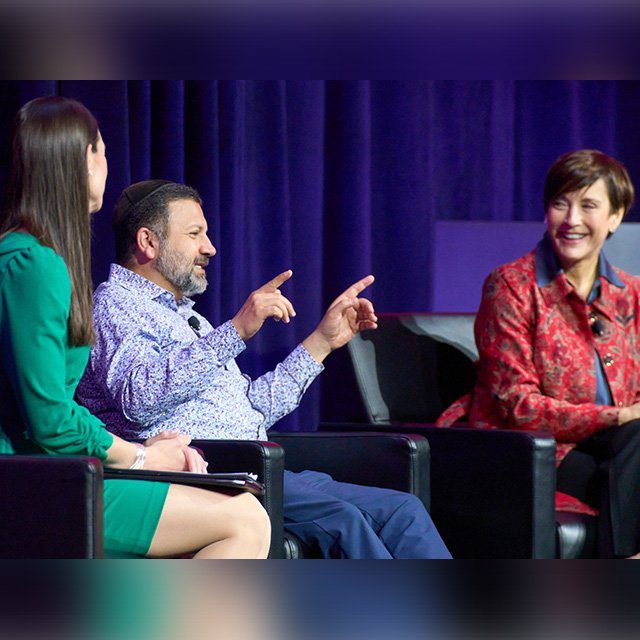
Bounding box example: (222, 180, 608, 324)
(193, 439, 285, 558)
(0, 439, 284, 559)
(269, 431, 432, 558)
(334, 313, 598, 559)
(0, 432, 432, 559)
(0, 454, 104, 558)
(271, 431, 430, 504)
(320, 422, 559, 558)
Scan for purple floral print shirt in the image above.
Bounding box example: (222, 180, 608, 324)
(77, 264, 323, 441)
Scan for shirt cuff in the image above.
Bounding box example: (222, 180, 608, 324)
(203, 320, 246, 363)
(81, 413, 114, 461)
(94, 428, 115, 461)
(283, 344, 324, 391)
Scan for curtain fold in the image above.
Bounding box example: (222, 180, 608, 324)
(1, 80, 639, 428)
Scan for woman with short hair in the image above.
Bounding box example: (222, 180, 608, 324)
(439, 149, 640, 557)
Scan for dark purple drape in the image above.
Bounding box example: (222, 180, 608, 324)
(1, 80, 640, 428)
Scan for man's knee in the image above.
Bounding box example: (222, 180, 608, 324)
(319, 497, 368, 523)
(289, 495, 369, 536)
(373, 491, 431, 528)
(395, 492, 428, 515)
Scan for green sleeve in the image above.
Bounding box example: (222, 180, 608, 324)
(0, 245, 113, 459)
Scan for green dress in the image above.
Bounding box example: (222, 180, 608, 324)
(0, 232, 169, 557)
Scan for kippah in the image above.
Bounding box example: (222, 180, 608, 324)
(112, 179, 173, 230)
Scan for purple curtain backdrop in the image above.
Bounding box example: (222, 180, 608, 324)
(1, 80, 639, 429)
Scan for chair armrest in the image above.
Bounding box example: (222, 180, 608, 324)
(0, 455, 104, 559)
(269, 432, 431, 510)
(192, 440, 286, 559)
(320, 422, 557, 559)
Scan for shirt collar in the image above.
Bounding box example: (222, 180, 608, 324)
(108, 264, 196, 311)
(534, 233, 625, 290)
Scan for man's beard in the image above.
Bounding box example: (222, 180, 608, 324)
(156, 244, 208, 297)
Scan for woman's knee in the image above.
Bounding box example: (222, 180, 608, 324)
(226, 493, 271, 551)
(150, 486, 270, 558)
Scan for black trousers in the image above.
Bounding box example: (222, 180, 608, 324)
(557, 419, 640, 558)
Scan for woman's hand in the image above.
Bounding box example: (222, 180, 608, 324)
(144, 434, 193, 471)
(143, 430, 208, 473)
(183, 446, 209, 474)
(618, 403, 640, 425)
(143, 430, 181, 446)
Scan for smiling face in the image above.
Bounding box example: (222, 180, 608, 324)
(155, 198, 216, 297)
(545, 178, 623, 272)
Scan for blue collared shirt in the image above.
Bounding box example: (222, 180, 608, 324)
(77, 264, 324, 440)
(534, 234, 624, 406)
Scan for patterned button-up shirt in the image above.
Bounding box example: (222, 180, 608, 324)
(77, 264, 324, 440)
(437, 235, 640, 466)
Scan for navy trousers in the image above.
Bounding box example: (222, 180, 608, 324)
(283, 470, 451, 558)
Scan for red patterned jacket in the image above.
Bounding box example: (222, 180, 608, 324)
(438, 236, 640, 513)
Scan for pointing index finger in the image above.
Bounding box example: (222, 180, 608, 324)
(264, 269, 293, 290)
(342, 274, 375, 298)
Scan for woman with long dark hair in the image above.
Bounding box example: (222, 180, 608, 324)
(0, 96, 270, 558)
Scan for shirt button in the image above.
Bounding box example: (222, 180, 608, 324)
(603, 354, 614, 367)
(618, 401, 624, 407)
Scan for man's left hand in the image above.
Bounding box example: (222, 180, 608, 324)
(302, 275, 377, 363)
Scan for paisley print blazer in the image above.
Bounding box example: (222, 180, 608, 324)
(438, 236, 640, 468)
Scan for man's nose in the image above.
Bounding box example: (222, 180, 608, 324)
(201, 236, 216, 256)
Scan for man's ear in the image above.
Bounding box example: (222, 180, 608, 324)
(136, 227, 160, 260)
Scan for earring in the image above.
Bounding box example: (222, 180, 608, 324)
(88, 170, 93, 177)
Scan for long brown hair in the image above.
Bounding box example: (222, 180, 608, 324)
(0, 96, 99, 345)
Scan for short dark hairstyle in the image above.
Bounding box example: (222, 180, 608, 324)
(112, 181, 202, 265)
(544, 149, 635, 218)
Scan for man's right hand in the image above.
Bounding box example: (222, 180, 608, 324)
(231, 270, 296, 341)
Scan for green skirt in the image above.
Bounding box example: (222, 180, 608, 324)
(103, 479, 170, 558)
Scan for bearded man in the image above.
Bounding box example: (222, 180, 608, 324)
(78, 180, 451, 559)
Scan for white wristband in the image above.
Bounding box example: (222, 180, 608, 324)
(129, 444, 147, 470)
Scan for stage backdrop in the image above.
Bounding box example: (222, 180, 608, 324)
(1, 81, 639, 429)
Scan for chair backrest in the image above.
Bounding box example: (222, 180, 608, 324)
(348, 313, 477, 423)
